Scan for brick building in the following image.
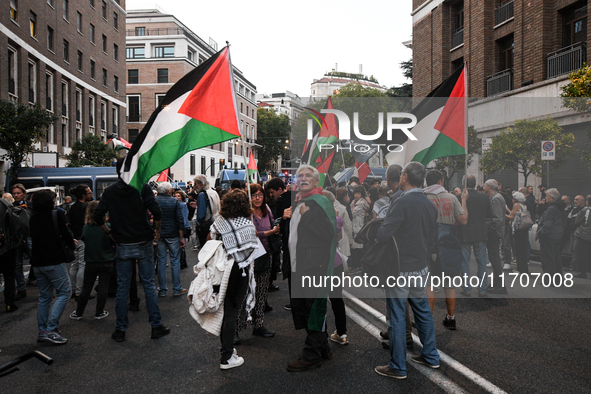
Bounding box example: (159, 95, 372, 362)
(412, 0, 591, 196)
(126, 8, 258, 186)
(1, 0, 127, 173)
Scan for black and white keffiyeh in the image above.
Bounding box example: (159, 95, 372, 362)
(210, 216, 258, 269)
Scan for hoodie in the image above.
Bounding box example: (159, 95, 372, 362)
(94, 179, 162, 244)
(537, 199, 566, 241)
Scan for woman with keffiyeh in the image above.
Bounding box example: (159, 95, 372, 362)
(208, 190, 258, 370)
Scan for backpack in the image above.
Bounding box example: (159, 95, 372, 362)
(0, 198, 30, 254)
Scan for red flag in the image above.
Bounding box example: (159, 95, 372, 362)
(354, 161, 371, 183)
(156, 168, 169, 182)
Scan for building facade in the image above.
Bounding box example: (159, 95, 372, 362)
(1, 0, 127, 181)
(412, 0, 591, 196)
(126, 8, 257, 186)
(310, 71, 387, 98)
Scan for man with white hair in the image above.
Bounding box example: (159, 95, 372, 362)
(483, 179, 508, 294)
(193, 175, 220, 248)
(155, 182, 187, 297)
(536, 188, 566, 275)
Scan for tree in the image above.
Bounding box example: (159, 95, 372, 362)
(0, 99, 57, 181)
(256, 108, 291, 173)
(387, 59, 413, 97)
(334, 82, 387, 98)
(433, 126, 481, 185)
(66, 134, 117, 167)
(560, 64, 591, 166)
(480, 118, 575, 187)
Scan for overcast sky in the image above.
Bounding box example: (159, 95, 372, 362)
(127, 0, 412, 97)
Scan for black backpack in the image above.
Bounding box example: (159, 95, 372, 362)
(0, 198, 30, 254)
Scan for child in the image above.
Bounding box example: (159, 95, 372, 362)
(70, 201, 115, 320)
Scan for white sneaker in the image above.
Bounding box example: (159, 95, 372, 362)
(330, 330, 349, 345)
(503, 263, 511, 270)
(220, 354, 244, 370)
(486, 262, 492, 268)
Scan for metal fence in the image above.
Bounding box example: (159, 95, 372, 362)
(495, 0, 514, 26)
(452, 28, 464, 48)
(547, 42, 587, 79)
(487, 68, 513, 96)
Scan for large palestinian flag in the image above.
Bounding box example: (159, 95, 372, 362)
(386, 65, 466, 166)
(121, 46, 241, 191)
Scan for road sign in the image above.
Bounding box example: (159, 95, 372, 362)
(482, 138, 493, 152)
(541, 140, 555, 161)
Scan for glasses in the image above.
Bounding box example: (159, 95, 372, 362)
(252, 193, 264, 199)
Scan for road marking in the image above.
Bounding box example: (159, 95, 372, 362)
(343, 291, 509, 394)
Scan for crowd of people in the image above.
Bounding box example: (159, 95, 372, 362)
(1, 158, 590, 379)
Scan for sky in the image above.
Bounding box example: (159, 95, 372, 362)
(127, 0, 413, 97)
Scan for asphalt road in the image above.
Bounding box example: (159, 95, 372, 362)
(1, 250, 590, 393)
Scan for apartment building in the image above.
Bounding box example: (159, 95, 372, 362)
(1, 0, 127, 171)
(126, 8, 258, 185)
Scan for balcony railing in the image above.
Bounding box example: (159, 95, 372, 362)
(126, 27, 184, 36)
(547, 42, 587, 79)
(452, 28, 464, 49)
(127, 114, 141, 122)
(487, 68, 513, 96)
(495, 0, 514, 26)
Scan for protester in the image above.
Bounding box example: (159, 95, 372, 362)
(349, 185, 369, 275)
(30, 189, 74, 344)
(70, 201, 114, 320)
(573, 195, 591, 279)
(0, 195, 20, 312)
(174, 190, 192, 269)
(375, 162, 440, 379)
(194, 175, 221, 248)
(506, 192, 530, 274)
(536, 188, 565, 275)
(68, 185, 94, 301)
(484, 179, 508, 294)
(11, 183, 34, 296)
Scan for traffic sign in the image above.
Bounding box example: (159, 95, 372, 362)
(482, 138, 493, 152)
(541, 140, 555, 161)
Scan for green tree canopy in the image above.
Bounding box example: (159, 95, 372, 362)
(479, 118, 574, 186)
(66, 134, 117, 167)
(560, 64, 591, 165)
(0, 99, 57, 181)
(256, 108, 291, 173)
(387, 59, 413, 98)
(433, 126, 481, 185)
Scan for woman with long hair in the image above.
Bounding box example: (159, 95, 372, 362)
(235, 183, 279, 341)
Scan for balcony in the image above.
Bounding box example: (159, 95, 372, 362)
(547, 42, 587, 79)
(127, 114, 141, 122)
(451, 28, 464, 49)
(487, 68, 513, 96)
(126, 27, 183, 36)
(495, 0, 514, 26)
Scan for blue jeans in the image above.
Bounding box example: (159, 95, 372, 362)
(115, 241, 162, 331)
(34, 264, 72, 333)
(157, 237, 182, 294)
(385, 272, 439, 375)
(69, 240, 86, 295)
(460, 241, 488, 293)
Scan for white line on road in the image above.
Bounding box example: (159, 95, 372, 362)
(343, 291, 509, 394)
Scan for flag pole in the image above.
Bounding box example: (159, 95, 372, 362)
(464, 62, 469, 188)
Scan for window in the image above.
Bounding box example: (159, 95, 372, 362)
(498, 34, 514, 72)
(240, 102, 243, 113)
(47, 26, 54, 51)
(187, 49, 195, 61)
(61, 80, 69, 117)
(101, 0, 107, 19)
(90, 60, 95, 79)
(77, 50, 83, 71)
(62, 122, 68, 147)
(28, 60, 36, 103)
(46, 71, 53, 111)
(75, 88, 82, 122)
(76, 11, 82, 33)
(63, 39, 69, 62)
(113, 12, 118, 29)
(126, 47, 144, 59)
(8, 48, 17, 97)
(113, 75, 118, 92)
(100, 101, 106, 130)
(30, 11, 37, 37)
(252, 109, 254, 118)
(190, 155, 195, 175)
(156, 94, 166, 107)
(102, 68, 107, 86)
(128, 69, 138, 84)
(201, 156, 206, 175)
(154, 46, 174, 58)
(112, 107, 118, 134)
(89, 95, 95, 127)
(157, 68, 168, 83)
(113, 43, 118, 61)
(210, 158, 215, 176)
(246, 106, 249, 117)
(102, 34, 107, 53)
(10, 0, 17, 21)
(63, 0, 68, 20)
(90, 24, 95, 44)
(251, 125, 255, 141)
(135, 26, 146, 36)
(127, 95, 140, 122)
(563, 2, 588, 46)
(128, 129, 139, 144)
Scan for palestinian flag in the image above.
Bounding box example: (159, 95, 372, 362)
(156, 168, 170, 182)
(121, 46, 241, 191)
(247, 151, 258, 182)
(386, 65, 466, 166)
(302, 97, 339, 167)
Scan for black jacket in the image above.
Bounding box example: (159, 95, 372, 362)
(537, 200, 566, 241)
(94, 180, 162, 244)
(458, 189, 491, 243)
(30, 209, 75, 266)
(355, 218, 399, 280)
